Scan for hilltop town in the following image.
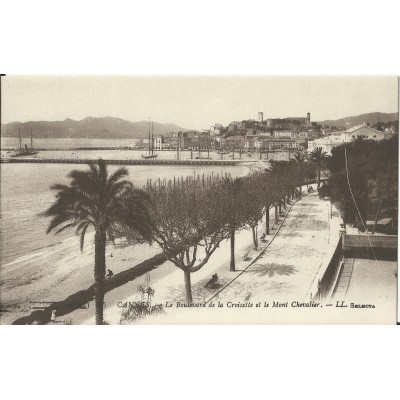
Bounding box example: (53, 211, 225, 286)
(139, 111, 398, 155)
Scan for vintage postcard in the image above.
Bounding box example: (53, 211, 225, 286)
(0, 76, 398, 325)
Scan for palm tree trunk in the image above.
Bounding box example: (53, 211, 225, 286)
(265, 203, 270, 235)
(184, 269, 193, 303)
(230, 228, 236, 271)
(94, 230, 106, 325)
(275, 205, 278, 223)
(317, 166, 321, 188)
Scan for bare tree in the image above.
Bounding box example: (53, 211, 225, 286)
(146, 176, 229, 303)
(221, 177, 248, 271)
(242, 174, 265, 249)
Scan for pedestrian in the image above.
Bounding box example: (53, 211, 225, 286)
(51, 309, 56, 323)
(106, 269, 114, 279)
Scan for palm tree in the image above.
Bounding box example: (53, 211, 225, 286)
(308, 147, 328, 187)
(44, 159, 152, 325)
(293, 152, 306, 195)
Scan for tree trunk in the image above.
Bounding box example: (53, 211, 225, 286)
(184, 269, 193, 303)
(230, 229, 236, 271)
(299, 185, 302, 197)
(251, 225, 258, 250)
(265, 203, 270, 235)
(275, 205, 278, 223)
(94, 229, 106, 325)
(279, 201, 282, 214)
(317, 167, 321, 188)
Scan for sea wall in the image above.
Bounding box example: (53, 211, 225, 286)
(1, 158, 240, 166)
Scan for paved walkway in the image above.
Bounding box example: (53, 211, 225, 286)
(212, 192, 333, 303)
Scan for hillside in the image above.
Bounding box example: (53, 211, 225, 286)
(318, 112, 398, 128)
(0, 117, 188, 139)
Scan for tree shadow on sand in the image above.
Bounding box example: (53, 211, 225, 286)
(246, 263, 296, 278)
(12, 251, 170, 325)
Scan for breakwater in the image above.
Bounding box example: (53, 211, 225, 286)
(1, 157, 241, 166)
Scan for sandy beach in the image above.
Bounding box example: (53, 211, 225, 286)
(0, 232, 171, 324)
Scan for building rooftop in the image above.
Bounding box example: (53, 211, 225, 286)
(344, 123, 381, 134)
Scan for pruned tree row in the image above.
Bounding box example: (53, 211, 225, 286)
(44, 156, 317, 323)
(143, 158, 316, 303)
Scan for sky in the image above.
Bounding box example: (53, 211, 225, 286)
(1, 76, 398, 130)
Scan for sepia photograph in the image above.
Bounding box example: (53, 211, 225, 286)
(2, 3, 400, 400)
(0, 76, 398, 325)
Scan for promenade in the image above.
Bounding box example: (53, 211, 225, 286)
(209, 191, 333, 304)
(71, 189, 336, 324)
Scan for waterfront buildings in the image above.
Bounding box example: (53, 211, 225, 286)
(307, 135, 345, 155)
(340, 123, 387, 142)
(142, 112, 390, 155)
(308, 123, 389, 155)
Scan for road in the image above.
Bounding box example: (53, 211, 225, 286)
(212, 192, 332, 303)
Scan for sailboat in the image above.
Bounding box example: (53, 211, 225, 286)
(141, 118, 158, 159)
(11, 127, 38, 157)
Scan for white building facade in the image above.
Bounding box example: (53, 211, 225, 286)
(308, 124, 388, 155)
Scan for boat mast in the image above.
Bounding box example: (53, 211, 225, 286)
(30, 126, 33, 151)
(148, 117, 151, 155)
(151, 122, 154, 156)
(177, 132, 180, 160)
(198, 135, 201, 158)
(19, 128, 22, 152)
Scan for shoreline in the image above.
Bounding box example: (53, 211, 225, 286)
(1, 162, 258, 324)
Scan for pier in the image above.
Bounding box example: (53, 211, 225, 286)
(0, 157, 241, 166)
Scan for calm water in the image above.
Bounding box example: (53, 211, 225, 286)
(1, 137, 139, 149)
(0, 162, 249, 267)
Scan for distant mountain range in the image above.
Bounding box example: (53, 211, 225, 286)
(317, 112, 398, 128)
(0, 117, 188, 140)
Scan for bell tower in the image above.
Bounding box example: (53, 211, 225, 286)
(258, 112, 264, 123)
(307, 112, 311, 123)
